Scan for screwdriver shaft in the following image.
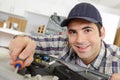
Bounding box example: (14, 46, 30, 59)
(14, 66, 19, 73)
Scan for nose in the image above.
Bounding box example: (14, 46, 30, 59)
(76, 32, 86, 43)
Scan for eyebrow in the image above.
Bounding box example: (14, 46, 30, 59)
(68, 26, 94, 31)
(68, 29, 76, 32)
(81, 26, 94, 30)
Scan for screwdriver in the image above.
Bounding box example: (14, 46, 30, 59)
(14, 57, 24, 73)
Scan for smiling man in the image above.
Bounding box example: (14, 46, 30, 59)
(67, 19, 104, 65)
(9, 3, 120, 80)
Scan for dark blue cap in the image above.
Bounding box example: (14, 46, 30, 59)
(61, 3, 102, 27)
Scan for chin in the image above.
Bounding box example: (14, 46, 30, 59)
(76, 51, 89, 58)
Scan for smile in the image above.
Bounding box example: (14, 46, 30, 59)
(74, 44, 90, 52)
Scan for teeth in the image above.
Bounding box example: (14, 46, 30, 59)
(74, 43, 90, 48)
(77, 45, 87, 48)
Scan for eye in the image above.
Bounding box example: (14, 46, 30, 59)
(69, 30, 76, 34)
(85, 28, 92, 32)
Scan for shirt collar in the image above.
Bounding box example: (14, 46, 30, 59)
(89, 41, 106, 70)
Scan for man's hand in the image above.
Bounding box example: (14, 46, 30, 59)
(110, 73, 120, 80)
(9, 36, 36, 68)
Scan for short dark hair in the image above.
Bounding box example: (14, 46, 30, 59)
(95, 23, 102, 36)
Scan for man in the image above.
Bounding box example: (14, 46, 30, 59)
(9, 3, 120, 80)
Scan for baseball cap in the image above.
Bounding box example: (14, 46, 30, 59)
(61, 3, 102, 27)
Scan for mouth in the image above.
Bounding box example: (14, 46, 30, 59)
(74, 44, 90, 52)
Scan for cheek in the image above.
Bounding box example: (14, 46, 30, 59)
(89, 35, 101, 45)
(68, 36, 76, 45)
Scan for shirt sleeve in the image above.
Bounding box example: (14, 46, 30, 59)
(31, 34, 68, 55)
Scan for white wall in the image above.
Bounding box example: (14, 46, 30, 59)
(101, 12, 119, 44)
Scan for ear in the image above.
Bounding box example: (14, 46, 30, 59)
(100, 27, 105, 39)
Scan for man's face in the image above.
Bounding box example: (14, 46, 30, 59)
(67, 19, 105, 64)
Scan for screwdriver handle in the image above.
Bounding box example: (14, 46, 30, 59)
(14, 58, 24, 70)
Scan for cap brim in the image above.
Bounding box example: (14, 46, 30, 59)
(61, 17, 98, 27)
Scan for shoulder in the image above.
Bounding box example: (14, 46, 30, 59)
(106, 43, 120, 53)
(105, 43, 120, 61)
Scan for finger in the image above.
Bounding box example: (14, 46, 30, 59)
(9, 36, 28, 54)
(11, 54, 34, 69)
(9, 41, 28, 61)
(9, 45, 26, 61)
(9, 58, 14, 65)
(19, 40, 36, 60)
(110, 74, 116, 80)
(9, 40, 16, 53)
(24, 54, 34, 67)
(9, 59, 16, 68)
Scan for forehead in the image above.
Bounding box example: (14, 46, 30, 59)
(67, 19, 97, 29)
(68, 19, 91, 26)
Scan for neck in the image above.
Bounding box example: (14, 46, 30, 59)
(81, 48, 100, 65)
